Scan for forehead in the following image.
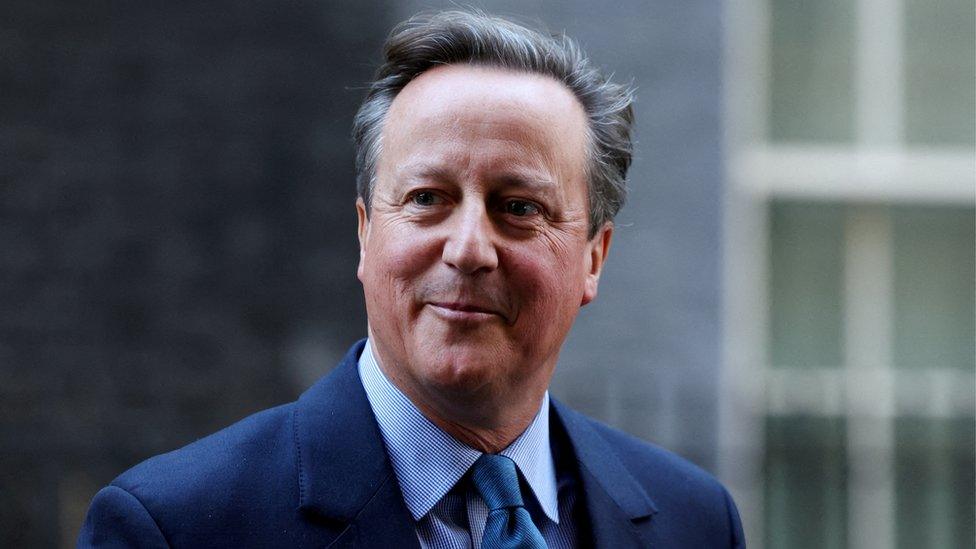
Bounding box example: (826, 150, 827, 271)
(380, 64, 589, 181)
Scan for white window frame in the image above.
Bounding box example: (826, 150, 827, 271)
(718, 1, 976, 547)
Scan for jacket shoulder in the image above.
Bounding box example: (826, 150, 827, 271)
(111, 402, 299, 520)
(556, 404, 745, 547)
(586, 417, 725, 495)
(80, 341, 372, 547)
(117, 402, 294, 483)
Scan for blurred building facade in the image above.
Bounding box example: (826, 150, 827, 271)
(720, 0, 975, 548)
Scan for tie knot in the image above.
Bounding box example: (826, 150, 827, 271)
(470, 454, 524, 511)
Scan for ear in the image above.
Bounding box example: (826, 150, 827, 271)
(356, 197, 369, 281)
(581, 222, 613, 306)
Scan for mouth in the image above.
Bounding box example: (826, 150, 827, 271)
(427, 301, 504, 323)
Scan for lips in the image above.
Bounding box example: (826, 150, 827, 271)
(418, 279, 512, 324)
(431, 302, 497, 314)
(427, 301, 506, 322)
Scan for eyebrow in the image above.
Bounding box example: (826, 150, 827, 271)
(398, 162, 557, 192)
(405, 164, 455, 183)
(492, 169, 557, 193)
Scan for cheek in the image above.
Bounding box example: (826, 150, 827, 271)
(506, 244, 588, 323)
(363, 231, 438, 299)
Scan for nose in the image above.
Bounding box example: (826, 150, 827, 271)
(442, 202, 499, 274)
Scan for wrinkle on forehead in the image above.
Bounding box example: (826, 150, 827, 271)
(394, 159, 557, 192)
(378, 64, 589, 192)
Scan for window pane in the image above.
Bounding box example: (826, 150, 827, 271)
(770, 201, 845, 368)
(895, 418, 976, 548)
(769, 0, 855, 142)
(893, 206, 976, 370)
(765, 416, 848, 549)
(904, 0, 976, 145)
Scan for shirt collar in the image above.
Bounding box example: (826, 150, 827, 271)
(358, 339, 560, 523)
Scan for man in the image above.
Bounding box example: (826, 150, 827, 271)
(80, 10, 744, 548)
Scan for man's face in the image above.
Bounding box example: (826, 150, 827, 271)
(357, 64, 612, 422)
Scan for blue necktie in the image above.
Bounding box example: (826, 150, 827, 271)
(470, 454, 547, 549)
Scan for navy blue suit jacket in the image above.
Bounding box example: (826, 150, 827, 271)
(79, 340, 745, 548)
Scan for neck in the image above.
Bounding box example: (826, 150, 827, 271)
(368, 340, 546, 453)
(409, 390, 544, 453)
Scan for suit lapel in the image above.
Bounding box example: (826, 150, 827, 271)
(324, 474, 422, 548)
(294, 340, 420, 548)
(552, 400, 658, 548)
(576, 466, 654, 548)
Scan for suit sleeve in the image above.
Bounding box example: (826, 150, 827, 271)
(77, 485, 169, 549)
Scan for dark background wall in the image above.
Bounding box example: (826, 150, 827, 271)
(1, 2, 388, 546)
(1, 2, 724, 546)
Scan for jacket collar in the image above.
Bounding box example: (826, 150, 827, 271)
(552, 399, 658, 547)
(294, 339, 420, 547)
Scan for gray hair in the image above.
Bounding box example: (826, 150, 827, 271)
(352, 10, 634, 237)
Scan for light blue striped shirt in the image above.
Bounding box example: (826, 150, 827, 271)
(358, 340, 577, 548)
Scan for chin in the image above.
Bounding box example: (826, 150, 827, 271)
(419, 347, 503, 395)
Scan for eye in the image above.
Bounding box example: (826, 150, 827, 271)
(409, 191, 443, 206)
(504, 199, 541, 217)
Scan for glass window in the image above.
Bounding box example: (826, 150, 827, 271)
(894, 417, 976, 548)
(893, 206, 976, 370)
(766, 416, 848, 548)
(903, 0, 976, 145)
(769, 0, 856, 142)
(769, 201, 846, 368)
